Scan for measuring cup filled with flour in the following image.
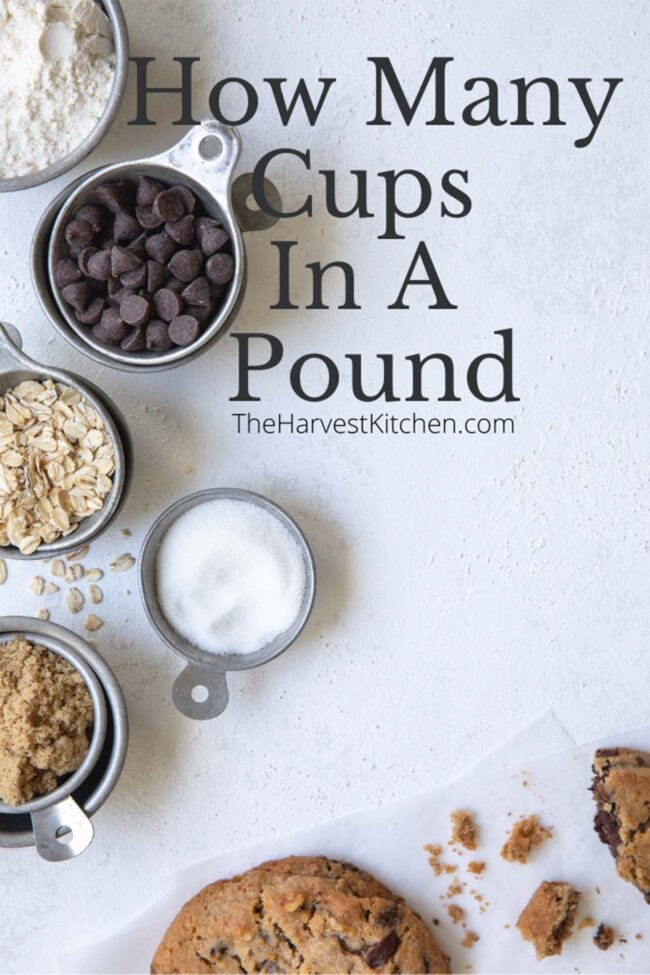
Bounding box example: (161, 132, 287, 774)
(139, 489, 316, 719)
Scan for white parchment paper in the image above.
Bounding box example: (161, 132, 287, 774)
(60, 714, 650, 974)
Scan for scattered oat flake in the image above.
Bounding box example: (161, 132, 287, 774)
(43, 581, 59, 595)
(84, 613, 103, 631)
(85, 568, 103, 581)
(35, 608, 50, 620)
(30, 576, 45, 596)
(110, 553, 135, 572)
(450, 809, 478, 851)
(467, 861, 486, 876)
(66, 545, 89, 561)
(461, 931, 479, 949)
(66, 587, 84, 614)
(51, 559, 65, 578)
(501, 814, 552, 864)
(88, 583, 102, 605)
(0, 559, 6, 584)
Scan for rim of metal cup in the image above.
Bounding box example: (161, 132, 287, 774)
(0, 627, 107, 815)
(139, 488, 317, 672)
(30, 122, 281, 373)
(0, 0, 129, 194)
(0, 322, 131, 561)
(0, 616, 129, 848)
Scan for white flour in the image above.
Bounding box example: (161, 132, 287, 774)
(0, 0, 115, 179)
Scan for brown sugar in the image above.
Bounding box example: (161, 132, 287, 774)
(467, 861, 486, 876)
(0, 636, 93, 805)
(593, 924, 616, 951)
(450, 809, 478, 851)
(501, 814, 552, 863)
(516, 881, 580, 960)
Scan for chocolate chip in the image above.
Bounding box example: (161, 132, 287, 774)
(111, 245, 142, 277)
(196, 220, 229, 256)
(147, 260, 167, 294)
(93, 309, 130, 346)
(165, 276, 185, 293)
(101, 236, 115, 251)
(75, 297, 105, 325)
(65, 219, 95, 250)
(120, 264, 147, 289)
(120, 294, 150, 327)
(153, 287, 183, 322)
(172, 184, 197, 214)
(54, 258, 83, 289)
(77, 247, 98, 276)
(184, 303, 214, 326)
(169, 249, 204, 283)
(107, 277, 121, 297)
(153, 188, 185, 223)
(135, 205, 164, 230)
(206, 252, 234, 285)
(121, 325, 147, 352)
(110, 287, 136, 306)
(146, 320, 172, 351)
(61, 282, 93, 310)
(145, 231, 177, 264)
(136, 175, 165, 207)
(165, 214, 195, 246)
(86, 249, 113, 282)
(113, 210, 142, 243)
(96, 180, 133, 214)
(126, 233, 148, 260)
(75, 204, 106, 234)
(181, 277, 211, 307)
(169, 315, 200, 346)
(364, 932, 400, 969)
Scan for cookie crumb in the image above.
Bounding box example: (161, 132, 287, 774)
(424, 844, 456, 877)
(447, 904, 465, 924)
(467, 861, 485, 876)
(593, 924, 615, 951)
(579, 916, 595, 930)
(516, 881, 580, 960)
(461, 931, 479, 949)
(451, 809, 478, 851)
(501, 814, 552, 863)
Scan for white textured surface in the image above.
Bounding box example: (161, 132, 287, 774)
(0, 1, 647, 971)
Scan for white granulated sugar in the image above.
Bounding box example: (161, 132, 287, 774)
(0, 0, 115, 178)
(156, 499, 308, 656)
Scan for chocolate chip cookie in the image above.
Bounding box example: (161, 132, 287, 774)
(592, 747, 650, 902)
(151, 856, 450, 974)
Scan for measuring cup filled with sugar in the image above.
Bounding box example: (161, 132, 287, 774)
(139, 488, 316, 719)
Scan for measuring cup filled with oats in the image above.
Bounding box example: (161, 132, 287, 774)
(0, 323, 131, 559)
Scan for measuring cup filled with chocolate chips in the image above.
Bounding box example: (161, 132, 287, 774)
(31, 121, 281, 372)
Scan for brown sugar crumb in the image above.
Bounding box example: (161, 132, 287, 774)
(447, 904, 465, 924)
(445, 880, 463, 899)
(424, 843, 456, 877)
(593, 924, 616, 951)
(467, 860, 486, 876)
(0, 636, 93, 805)
(451, 809, 478, 851)
(461, 931, 479, 949)
(501, 814, 552, 864)
(579, 916, 595, 930)
(516, 881, 580, 960)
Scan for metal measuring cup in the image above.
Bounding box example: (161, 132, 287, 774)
(139, 488, 316, 720)
(0, 322, 132, 560)
(31, 121, 281, 372)
(0, 623, 107, 861)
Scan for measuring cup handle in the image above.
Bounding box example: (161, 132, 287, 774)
(0, 322, 33, 371)
(31, 796, 94, 862)
(155, 120, 241, 197)
(172, 663, 229, 720)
